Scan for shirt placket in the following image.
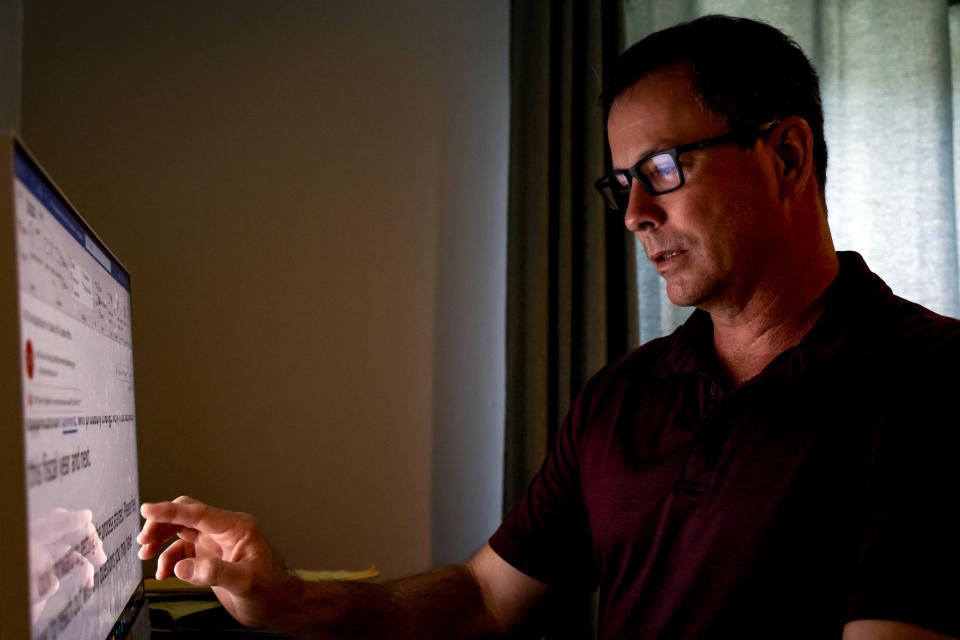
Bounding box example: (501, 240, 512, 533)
(676, 374, 731, 493)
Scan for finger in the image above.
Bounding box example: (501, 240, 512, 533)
(81, 556, 95, 589)
(31, 540, 71, 570)
(84, 519, 99, 539)
(137, 525, 201, 561)
(138, 539, 171, 561)
(72, 522, 105, 565)
(30, 571, 59, 623)
(58, 551, 95, 589)
(52, 511, 97, 549)
(140, 495, 199, 524)
(52, 548, 89, 580)
(31, 592, 53, 624)
(174, 556, 250, 593)
(141, 499, 240, 536)
(84, 532, 107, 566)
(138, 532, 198, 561)
(156, 539, 194, 581)
(32, 508, 93, 544)
(137, 517, 185, 547)
(31, 569, 59, 603)
(176, 527, 201, 543)
(80, 522, 107, 565)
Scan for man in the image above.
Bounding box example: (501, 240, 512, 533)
(139, 15, 960, 639)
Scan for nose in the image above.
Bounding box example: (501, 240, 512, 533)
(622, 180, 666, 233)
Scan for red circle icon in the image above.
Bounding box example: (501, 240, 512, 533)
(25, 339, 34, 380)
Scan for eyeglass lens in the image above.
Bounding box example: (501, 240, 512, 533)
(647, 154, 680, 192)
(602, 152, 682, 209)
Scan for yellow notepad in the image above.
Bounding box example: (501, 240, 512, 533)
(145, 565, 380, 595)
(145, 566, 380, 622)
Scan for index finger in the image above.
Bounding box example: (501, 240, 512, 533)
(140, 498, 238, 535)
(32, 508, 93, 545)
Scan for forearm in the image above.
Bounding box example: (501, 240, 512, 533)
(280, 565, 508, 640)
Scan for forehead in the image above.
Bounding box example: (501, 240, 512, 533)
(607, 64, 726, 166)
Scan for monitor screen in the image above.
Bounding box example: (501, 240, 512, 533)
(10, 142, 144, 640)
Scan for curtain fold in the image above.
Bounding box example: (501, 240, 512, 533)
(505, 0, 632, 511)
(505, 1, 630, 636)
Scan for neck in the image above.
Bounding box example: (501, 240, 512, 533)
(709, 248, 839, 387)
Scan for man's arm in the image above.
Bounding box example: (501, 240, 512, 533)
(138, 497, 551, 639)
(843, 620, 959, 640)
(284, 545, 549, 639)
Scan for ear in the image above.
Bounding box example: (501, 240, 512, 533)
(770, 116, 815, 201)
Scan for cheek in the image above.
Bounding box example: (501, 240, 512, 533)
(681, 198, 761, 272)
(674, 188, 735, 255)
(700, 166, 777, 249)
(702, 224, 741, 271)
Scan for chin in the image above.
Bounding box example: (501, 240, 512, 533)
(665, 288, 699, 308)
(665, 278, 716, 309)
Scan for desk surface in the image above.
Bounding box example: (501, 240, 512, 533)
(144, 599, 298, 638)
(141, 569, 379, 638)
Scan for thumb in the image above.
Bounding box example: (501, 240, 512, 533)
(174, 557, 248, 592)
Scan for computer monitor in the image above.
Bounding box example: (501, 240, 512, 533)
(0, 133, 147, 639)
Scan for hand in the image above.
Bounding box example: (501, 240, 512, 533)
(137, 496, 300, 629)
(29, 507, 108, 623)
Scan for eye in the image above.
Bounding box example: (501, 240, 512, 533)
(641, 153, 681, 192)
(649, 154, 677, 178)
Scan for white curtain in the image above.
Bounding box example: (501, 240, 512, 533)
(625, 0, 960, 343)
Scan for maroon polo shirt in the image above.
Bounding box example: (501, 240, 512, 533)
(491, 252, 960, 638)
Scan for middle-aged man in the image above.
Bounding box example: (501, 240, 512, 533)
(139, 15, 960, 639)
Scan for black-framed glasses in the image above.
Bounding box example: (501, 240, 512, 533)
(594, 121, 780, 211)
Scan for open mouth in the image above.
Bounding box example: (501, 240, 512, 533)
(653, 250, 685, 262)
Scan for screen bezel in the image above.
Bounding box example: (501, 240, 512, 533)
(0, 130, 31, 640)
(0, 132, 145, 639)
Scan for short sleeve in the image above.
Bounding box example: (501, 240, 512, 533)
(489, 372, 606, 589)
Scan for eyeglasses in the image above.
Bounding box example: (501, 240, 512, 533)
(594, 121, 780, 211)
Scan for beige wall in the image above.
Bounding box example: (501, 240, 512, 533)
(20, 1, 508, 579)
(0, 0, 21, 132)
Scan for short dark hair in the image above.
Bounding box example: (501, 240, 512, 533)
(601, 15, 827, 193)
